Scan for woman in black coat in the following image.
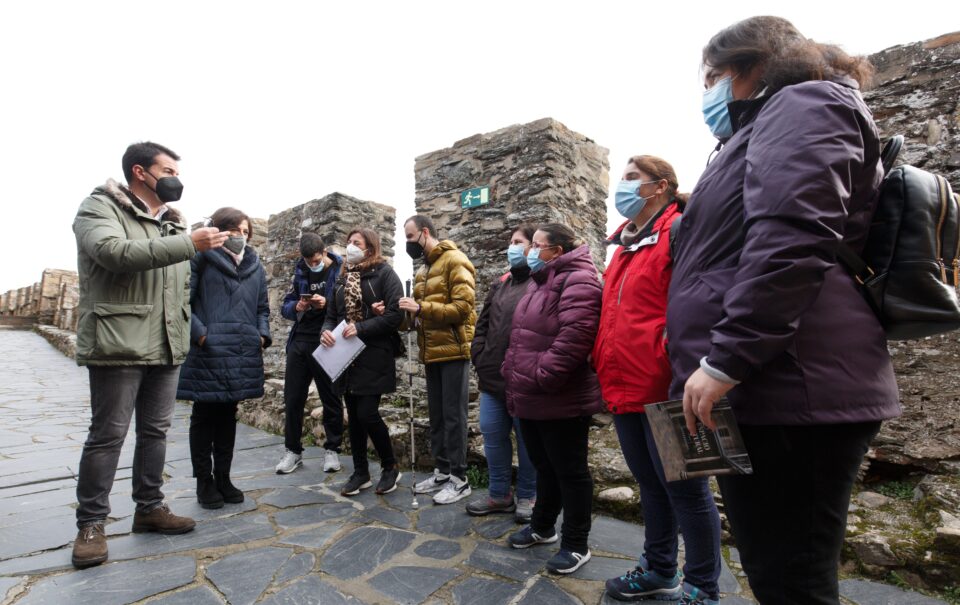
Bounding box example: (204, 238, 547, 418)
(321, 228, 404, 497)
(177, 207, 271, 509)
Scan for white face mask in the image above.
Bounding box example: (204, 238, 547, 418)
(345, 243, 366, 264)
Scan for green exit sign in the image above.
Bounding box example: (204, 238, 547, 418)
(460, 186, 489, 209)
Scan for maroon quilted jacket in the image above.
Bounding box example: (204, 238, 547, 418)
(502, 245, 604, 420)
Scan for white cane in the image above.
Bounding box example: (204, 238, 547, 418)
(405, 279, 419, 508)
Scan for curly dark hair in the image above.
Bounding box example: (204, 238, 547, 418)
(703, 16, 873, 93)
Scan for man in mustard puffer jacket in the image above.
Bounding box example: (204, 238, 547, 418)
(399, 215, 477, 505)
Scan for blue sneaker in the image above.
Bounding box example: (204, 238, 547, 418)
(546, 548, 591, 574)
(604, 562, 681, 601)
(507, 525, 558, 549)
(679, 584, 719, 605)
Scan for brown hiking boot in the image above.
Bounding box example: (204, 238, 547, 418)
(132, 503, 196, 535)
(71, 523, 107, 569)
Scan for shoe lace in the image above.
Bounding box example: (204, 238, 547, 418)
(80, 524, 104, 541)
(620, 566, 645, 581)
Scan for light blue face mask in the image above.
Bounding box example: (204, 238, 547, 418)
(507, 244, 527, 268)
(615, 180, 658, 220)
(526, 248, 546, 273)
(702, 75, 735, 139)
(307, 262, 325, 273)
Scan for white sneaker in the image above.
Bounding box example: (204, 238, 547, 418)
(433, 475, 471, 505)
(323, 449, 341, 472)
(275, 450, 302, 474)
(413, 469, 450, 494)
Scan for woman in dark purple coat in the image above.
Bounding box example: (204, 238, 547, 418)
(668, 16, 901, 604)
(502, 223, 603, 575)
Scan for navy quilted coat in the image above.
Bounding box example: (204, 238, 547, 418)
(177, 247, 272, 402)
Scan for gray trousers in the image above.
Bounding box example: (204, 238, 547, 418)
(76, 365, 180, 527)
(425, 359, 469, 479)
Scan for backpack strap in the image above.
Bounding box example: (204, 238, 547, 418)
(836, 243, 874, 285)
(881, 135, 903, 174)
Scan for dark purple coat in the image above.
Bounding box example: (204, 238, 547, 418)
(667, 79, 901, 425)
(502, 245, 604, 420)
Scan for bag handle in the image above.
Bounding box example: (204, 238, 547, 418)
(881, 135, 903, 175)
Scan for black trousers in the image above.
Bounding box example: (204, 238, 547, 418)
(284, 339, 343, 453)
(519, 416, 593, 554)
(717, 421, 881, 605)
(345, 393, 396, 477)
(189, 401, 240, 477)
(425, 360, 469, 478)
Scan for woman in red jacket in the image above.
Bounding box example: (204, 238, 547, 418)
(593, 156, 721, 604)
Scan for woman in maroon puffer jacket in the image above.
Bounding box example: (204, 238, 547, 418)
(502, 223, 603, 575)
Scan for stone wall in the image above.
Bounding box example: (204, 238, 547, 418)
(414, 117, 609, 305)
(237, 193, 397, 438)
(55, 279, 80, 331)
(38, 269, 77, 325)
(865, 31, 960, 187)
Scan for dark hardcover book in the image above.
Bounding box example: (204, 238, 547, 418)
(646, 398, 753, 482)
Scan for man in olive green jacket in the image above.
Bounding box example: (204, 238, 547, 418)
(71, 142, 228, 569)
(399, 215, 477, 505)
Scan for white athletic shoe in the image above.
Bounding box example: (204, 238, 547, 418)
(433, 475, 471, 505)
(275, 450, 302, 474)
(413, 469, 450, 494)
(323, 449, 341, 472)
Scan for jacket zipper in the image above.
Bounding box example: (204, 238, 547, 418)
(617, 274, 627, 305)
(935, 175, 949, 283)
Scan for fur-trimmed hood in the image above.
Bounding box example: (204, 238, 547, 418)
(93, 178, 186, 225)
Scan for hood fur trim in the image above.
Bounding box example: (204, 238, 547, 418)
(98, 179, 185, 225)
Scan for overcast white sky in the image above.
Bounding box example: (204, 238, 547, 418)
(0, 1, 952, 292)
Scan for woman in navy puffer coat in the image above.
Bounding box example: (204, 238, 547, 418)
(177, 207, 271, 509)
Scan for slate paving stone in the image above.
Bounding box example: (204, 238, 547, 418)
(107, 512, 275, 561)
(274, 552, 315, 585)
(150, 585, 225, 605)
(369, 565, 462, 604)
(714, 597, 756, 605)
(415, 539, 462, 560)
(360, 505, 413, 529)
(321, 526, 417, 579)
(719, 556, 743, 594)
(258, 486, 336, 508)
(166, 492, 258, 521)
(17, 556, 195, 605)
(0, 484, 80, 515)
(259, 574, 366, 605)
(417, 503, 474, 538)
(839, 579, 948, 604)
(0, 504, 75, 530)
(278, 523, 342, 549)
(569, 554, 633, 581)
(0, 477, 75, 500)
(466, 541, 552, 581)
(0, 514, 77, 559)
(0, 545, 73, 576)
(451, 577, 523, 605)
(0, 576, 23, 600)
(589, 516, 645, 558)
(0, 467, 74, 490)
(382, 486, 429, 511)
(473, 515, 518, 539)
(206, 546, 293, 605)
(518, 577, 580, 605)
(272, 502, 356, 530)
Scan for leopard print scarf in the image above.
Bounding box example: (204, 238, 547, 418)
(344, 267, 364, 323)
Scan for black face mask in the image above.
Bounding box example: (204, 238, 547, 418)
(406, 232, 425, 259)
(144, 169, 184, 203)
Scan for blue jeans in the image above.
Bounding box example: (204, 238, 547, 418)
(479, 392, 536, 500)
(614, 413, 721, 598)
